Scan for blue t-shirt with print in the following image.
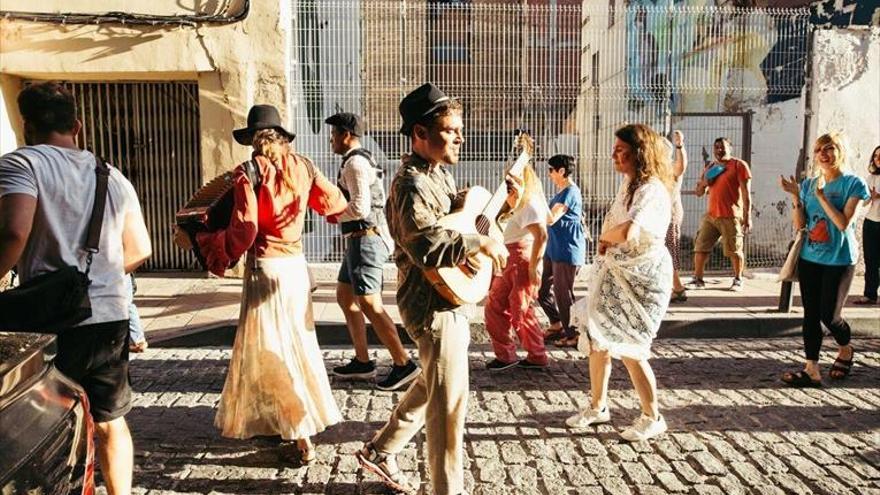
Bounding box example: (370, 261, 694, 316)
(799, 173, 870, 266)
(546, 182, 586, 265)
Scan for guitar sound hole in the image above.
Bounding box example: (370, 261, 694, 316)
(474, 215, 490, 235)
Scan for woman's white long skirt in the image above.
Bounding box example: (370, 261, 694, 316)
(215, 255, 341, 440)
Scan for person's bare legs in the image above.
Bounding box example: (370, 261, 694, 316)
(621, 357, 660, 419)
(732, 253, 744, 279)
(672, 269, 685, 293)
(693, 252, 708, 281)
(589, 350, 612, 411)
(358, 292, 408, 366)
(337, 282, 370, 363)
(94, 417, 133, 495)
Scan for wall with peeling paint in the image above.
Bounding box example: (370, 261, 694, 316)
(0, 0, 289, 181)
(809, 28, 880, 173)
(809, 27, 880, 274)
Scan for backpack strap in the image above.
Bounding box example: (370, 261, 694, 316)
(346, 148, 384, 178)
(84, 156, 111, 274)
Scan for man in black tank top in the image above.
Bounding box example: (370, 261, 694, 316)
(324, 112, 419, 392)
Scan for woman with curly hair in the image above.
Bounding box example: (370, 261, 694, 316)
(566, 123, 674, 442)
(779, 133, 870, 386)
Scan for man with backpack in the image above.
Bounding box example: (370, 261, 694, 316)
(325, 112, 419, 391)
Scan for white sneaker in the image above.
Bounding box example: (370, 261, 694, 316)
(565, 406, 610, 428)
(620, 414, 667, 442)
(730, 278, 744, 292)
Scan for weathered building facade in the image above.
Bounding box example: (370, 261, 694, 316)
(1, 0, 876, 270)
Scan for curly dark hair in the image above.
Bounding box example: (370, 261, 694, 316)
(869, 145, 880, 175)
(614, 124, 673, 208)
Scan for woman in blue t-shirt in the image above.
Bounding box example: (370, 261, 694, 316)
(538, 154, 587, 348)
(779, 132, 870, 388)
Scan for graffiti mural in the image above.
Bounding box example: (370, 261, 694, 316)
(811, 0, 879, 27)
(625, 0, 810, 113)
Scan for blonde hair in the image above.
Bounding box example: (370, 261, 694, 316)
(614, 124, 674, 207)
(812, 132, 849, 176)
(252, 128, 296, 191)
(517, 163, 545, 209)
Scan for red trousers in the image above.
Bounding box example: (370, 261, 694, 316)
(484, 242, 547, 365)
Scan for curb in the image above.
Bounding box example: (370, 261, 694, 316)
(152, 314, 879, 348)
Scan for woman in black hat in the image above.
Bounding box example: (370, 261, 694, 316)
(179, 105, 347, 463)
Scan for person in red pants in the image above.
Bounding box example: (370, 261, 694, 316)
(485, 162, 551, 370)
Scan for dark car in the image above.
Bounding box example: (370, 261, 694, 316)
(0, 332, 95, 494)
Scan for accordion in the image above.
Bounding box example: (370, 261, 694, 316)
(175, 161, 260, 271)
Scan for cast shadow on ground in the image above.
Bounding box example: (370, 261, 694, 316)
(126, 410, 401, 493)
(129, 354, 878, 394)
(520, 403, 879, 436)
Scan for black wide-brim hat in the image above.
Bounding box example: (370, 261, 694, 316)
(399, 83, 454, 136)
(233, 104, 296, 145)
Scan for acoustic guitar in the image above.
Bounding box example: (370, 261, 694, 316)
(424, 132, 535, 305)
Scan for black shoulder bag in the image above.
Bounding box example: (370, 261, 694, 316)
(0, 157, 110, 334)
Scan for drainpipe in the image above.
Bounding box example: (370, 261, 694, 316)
(778, 22, 815, 313)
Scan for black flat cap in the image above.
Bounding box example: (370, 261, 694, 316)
(233, 104, 295, 145)
(324, 112, 365, 137)
(399, 83, 454, 136)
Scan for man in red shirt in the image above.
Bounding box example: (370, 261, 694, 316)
(689, 137, 752, 291)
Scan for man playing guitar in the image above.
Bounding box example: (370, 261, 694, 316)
(356, 83, 506, 495)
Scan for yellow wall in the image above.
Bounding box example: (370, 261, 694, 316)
(0, 0, 290, 179)
(0, 1, 241, 22)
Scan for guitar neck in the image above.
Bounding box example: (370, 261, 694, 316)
(482, 150, 532, 220)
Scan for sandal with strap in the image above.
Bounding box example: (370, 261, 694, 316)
(296, 438, 315, 464)
(781, 370, 822, 388)
(555, 333, 580, 348)
(670, 289, 688, 303)
(830, 349, 854, 380)
(543, 325, 564, 340)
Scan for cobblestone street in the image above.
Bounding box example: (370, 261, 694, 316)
(123, 338, 880, 494)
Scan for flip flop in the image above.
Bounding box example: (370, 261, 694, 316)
(852, 297, 877, 305)
(670, 289, 688, 303)
(781, 370, 821, 388)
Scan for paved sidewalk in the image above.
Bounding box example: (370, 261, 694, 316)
(133, 270, 879, 345)
(125, 338, 880, 494)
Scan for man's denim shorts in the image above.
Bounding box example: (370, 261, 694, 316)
(337, 234, 388, 295)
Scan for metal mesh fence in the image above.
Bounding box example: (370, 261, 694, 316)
(580, 4, 810, 271)
(289, 1, 810, 271)
(63, 81, 202, 271)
